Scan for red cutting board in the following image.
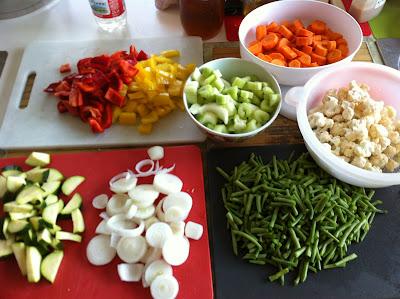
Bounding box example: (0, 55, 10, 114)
(0, 145, 213, 299)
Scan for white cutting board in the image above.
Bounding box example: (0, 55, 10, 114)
(0, 37, 206, 150)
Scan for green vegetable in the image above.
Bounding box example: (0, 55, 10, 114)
(217, 152, 384, 286)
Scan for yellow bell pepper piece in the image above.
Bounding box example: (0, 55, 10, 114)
(141, 111, 159, 125)
(128, 91, 145, 100)
(160, 50, 180, 58)
(112, 106, 122, 123)
(137, 104, 150, 117)
(122, 101, 138, 113)
(119, 112, 137, 126)
(138, 123, 153, 134)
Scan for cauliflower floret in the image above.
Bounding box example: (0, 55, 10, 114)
(332, 146, 341, 156)
(347, 80, 370, 102)
(353, 140, 375, 158)
(362, 115, 376, 128)
(322, 143, 332, 151)
(330, 122, 346, 136)
(341, 140, 356, 158)
(308, 112, 326, 129)
(384, 145, 397, 158)
(385, 159, 399, 172)
(341, 101, 355, 121)
(337, 87, 349, 101)
(382, 105, 397, 120)
(369, 124, 388, 139)
(317, 131, 332, 143)
(379, 136, 391, 151)
(322, 96, 342, 117)
(354, 100, 374, 118)
(351, 156, 368, 168)
(331, 136, 341, 148)
(371, 142, 382, 156)
(322, 118, 334, 130)
(370, 153, 389, 169)
(388, 131, 400, 144)
(332, 114, 345, 123)
(345, 126, 368, 142)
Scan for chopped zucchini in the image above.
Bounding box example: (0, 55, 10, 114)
(41, 181, 61, 197)
(50, 238, 64, 251)
(2, 169, 22, 178)
(0, 239, 13, 258)
(3, 202, 33, 213)
(29, 217, 42, 231)
(55, 231, 82, 243)
(71, 209, 85, 234)
(42, 202, 60, 225)
(11, 242, 27, 276)
(6, 175, 26, 193)
(0, 175, 6, 198)
(41, 250, 64, 283)
(2, 218, 10, 240)
(61, 193, 82, 215)
(25, 152, 51, 167)
(7, 220, 29, 234)
(25, 167, 48, 183)
(61, 176, 85, 196)
(9, 211, 37, 221)
(26, 246, 42, 283)
(46, 169, 64, 182)
(37, 229, 52, 244)
(45, 194, 58, 206)
(16, 186, 44, 205)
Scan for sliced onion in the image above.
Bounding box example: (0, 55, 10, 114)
(92, 194, 108, 209)
(147, 146, 164, 161)
(140, 246, 162, 264)
(156, 164, 175, 175)
(125, 204, 138, 219)
(169, 221, 185, 237)
(163, 192, 192, 216)
(95, 219, 111, 235)
(86, 235, 116, 266)
(109, 172, 138, 193)
(118, 263, 144, 282)
(156, 199, 166, 222)
(150, 274, 179, 299)
(99, 211, 109, 220)
(145, 222, 173, 248)
(144, 216, 160, 231)
(107, 214, 144, 237)
(144, 259, 172, 286)
(184, 221, 203, 240)
(135, 159, 155, 177)
(135, 205, 156, 220)
(162, 236, 190, 266)
(106, 194, 130, 216)
(117, 236, 148, 263)
(153, 173, 183, 195)
(110, 233, 121, 248)
(128, 184, 159, 208)
(164, 206, 187, 223)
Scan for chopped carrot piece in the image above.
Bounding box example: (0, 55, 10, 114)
(327, 49, 342, 63)
(248, 42, 262, 55)
(336, 38, 348, 46)
(262, 54, 272, 62)
(311, 53, 327, 65)
(256, 25, 267, 41)
(270, 59, 287, 66)
(338, 44, 349, 57)
(267, 22, 279, 33)
(308, 20, 326, 34)
(298, 54, 311, 66)
(296, 28, 314, 37)
(248, 40, 259, 47)
(293, 19, 304, 32)
(312, 40, 323, 47)
(278, 25, 294, 40)
(292, 47, 305, 57)
(310, 62, 319, 67)
(296, 36, 313, 47)
(261, 33, 279, 50)
(314, 35, 322, 41)
(281, 20, 292, 28)
(321, 35, 329, 41)
(288, 59, 301, 68)
(326, 29, 343, 41)
(279, 45, 297, 60)
(314, 44, 328, 57)
(269, 52, 285, 61)
(302, 45, 313, 55)
(276, 37, 290, 50)
(326, 41, 337, 51)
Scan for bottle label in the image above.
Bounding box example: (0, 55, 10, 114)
(374, 0, 385, 9)
(89, 0, 125, 19)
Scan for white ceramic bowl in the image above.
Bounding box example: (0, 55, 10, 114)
(293, 62, 400, 188)
(239, 0, 363, 85)
(183, 58, 282, 142)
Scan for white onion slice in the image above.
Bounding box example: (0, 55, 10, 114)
(140, 246, 162, 264)
(106, 194, 130, 216)
(128, 184, 159, 208)
(169, 221, 185, 237)
(109, 172, 138, 193)
(163, 192, 192, 217)
(153, 173, 183, 195)
(125, 204, 138, 219)
(144, 259, 173, 286)
(135, 205, 156, 219)
(107, 214, 144, 237)
(117, 236, 148, 263)
(144, 216, 160, 231)
(95, 219, 111, 235)
(118, 263, 144, 282)
(156, 199, 166, 222)
(162, 236, 190, 266)
(150, 274, 179, 299)
(110, 233, 121, 248)
(146, 222, 173, 248)
(92, 194, 108, 209)
(164, 206, 187, 223)
(185, 221, 203, 240)
(99, 211, 109, 220)
(148, 146, 164, 161)
(135, 159, 155, 176)
(86, 235, 116, 266)
(156, 164, 176, 175)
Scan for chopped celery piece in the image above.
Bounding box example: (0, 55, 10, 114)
(222, 79, 231, 89)
(216, 94, 229, 105)
(224, 97, 237, 116)
(200, 67, 213, 77)
(239, 90, 253, 100)
(254, 109, 271, 123)
(212, 77, 225, 92)
(191, 68, 202, 81)
(213, 124, 228, 133)
(263, 86, 274, 95)
(225, 86, 239, 100)
(213, 69, 223, 78)
(199, 103, 229, 124)
(238, 103, 257, 119)
(254, 89, 264, 99)
(184, 81, 199, 104)
(245, 119, 258, 132)
(260, 99, 275, 113)
(189, 103, 202, 115)
(198, 85, 214, 100)
(262, 82, 270, 88)
(233, 115, 247, 131)
(269, 93, 281, 107)
(200, 74, 216, 86)
(197, 112, 218, 126)
(231, 76, 250, 88)
(244, 81, 263, 92)
(251, 95, 261, 106)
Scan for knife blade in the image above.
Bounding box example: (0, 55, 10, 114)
(376, 38, 400, 70)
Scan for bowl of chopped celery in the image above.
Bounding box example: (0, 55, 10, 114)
(183, 58, 282, 141)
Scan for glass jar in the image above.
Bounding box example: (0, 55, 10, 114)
(349, 0, 386, 23)
(179, 0, 224, 40)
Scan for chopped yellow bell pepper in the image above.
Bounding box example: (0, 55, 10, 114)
(138, 123, 153, 134)
(122, 101, 138, 113)
(141, 111, 159, 124)
(160, 49, 180, 58)
(119, 112, 137, 126)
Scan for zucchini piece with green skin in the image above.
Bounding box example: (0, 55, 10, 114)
(45, 169, 64, 182)
(25, 167, 48, 183)
(45, 194, 58, 206)
(49, 224, 62, 235)
(55, 231, 82, 243)
(50, 238, 64, 251)
(2, 218, 10, 240)
(37, 228, 52, 244)
(26, 246, 42, 283)
(2, 165, 23, 172)
(41, 250, 64, 283)
(11, 242, 27, 276)
(29, 217, 42, 231)
(61, 193, 82, 215)
(16, 185, 44, 205)
(1, 169, 23, 178)
(41, 181, 61, 197)
(61, 176, 85, 196)
(42, 202, 60, 225)
(9, 211, 37, 221)
(6, 175, 26, 193)
(7, 220, 29, 234)
(71, 209, 85, 234)
(0, 239, 13, 258)
(3, 202, 33, 213)
(0, 175, 6, 198)
(25, 152, 50, 167)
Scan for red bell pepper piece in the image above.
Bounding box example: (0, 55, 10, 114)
(59, 63, 71, 73)
(69, 84, 83, 107)
(55, 81, 71, 92)
(105, 87, 125, 107)
(57, 101, 68, 113)
(79, 106, 102, 123)
(136, 50, 148, 61)
(88, 118, 104, 133)
(44, 82, 61, 93)
(108, 71, 124, 92)
(102, 104, 113, 129)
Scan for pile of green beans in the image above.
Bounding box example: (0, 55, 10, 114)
(217, 152, 385, 286)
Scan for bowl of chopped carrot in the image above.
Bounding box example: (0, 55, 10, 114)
(238, 0, 363, 86)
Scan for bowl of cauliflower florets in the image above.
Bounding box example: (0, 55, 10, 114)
(295, 62, 400, 188)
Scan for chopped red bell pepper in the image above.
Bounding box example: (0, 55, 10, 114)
(59, 63, 71, 73)
(102, 104, 113, 129)
(57, 101, 68, 113)
(88, 118, 104, 133)
(69, 84, 83, 107)
(136, 50, 148, 61)
(79, 106, 102, 123)
(105, 87, 125, 107)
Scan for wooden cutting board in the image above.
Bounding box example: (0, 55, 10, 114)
(0, 145, 213, 299)
(0, 37, 206, 150)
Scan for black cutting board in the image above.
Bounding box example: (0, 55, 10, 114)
(206, 144, 400, 299)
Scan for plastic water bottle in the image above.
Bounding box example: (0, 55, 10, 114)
(88, 0, 127, 32)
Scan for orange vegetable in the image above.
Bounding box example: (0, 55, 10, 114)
(261, 33, 279, 50)
(338, 44, 349, 57)
(281, 20, 292, 28)
(267, 22, 279, 33)
(314, 35, 322, 41)
(276, 37, 290, 50)
(311, 53, 327, 65)
(257, 53, 272, 62)
(288, 59, 301, 68)
(293, 19, 304, 32)
(298, 54, 311, 66)
(296, 36, 313, 47)
(321, 35, 329, 41)
(308, 20, 326, 34)
(270, 59, 287, 66)
(336, 38, 348, 46)
(327, 49, 342, 63)
(296, 28, 314, 37)
(278, 25, 294, 40)
(314, 44, 328, 57)
(310, 62, 319, 67)
(279, 46, 297, 60)
(302, 45, 313, 55)
(292, 47, 306, 57)
(256, 25, 267, 41)
(326, 41, 337, 51)
(326, 29, 343, 41)
(269, 52, 285, 61)
(248, 40, 259, 47)
(248, 42, 262, 55)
